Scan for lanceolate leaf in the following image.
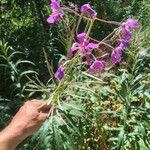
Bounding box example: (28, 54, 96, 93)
(18, 71, 38, 81)
(8, 51, 24, 61)
(15, 60, 35, 68)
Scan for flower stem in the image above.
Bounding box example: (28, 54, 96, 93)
(62, 6, 120, 26)
(86, 19, 95, 37)
(47, 55, 79, 105)
(43, 49, 54, 82)
(76, 15, 82, 35)
(84, 19, 90, 33)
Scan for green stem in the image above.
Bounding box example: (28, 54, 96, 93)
(84, 20, 90, 33)
(89, 37, 114, 49)
(76, 15, 82, 35)
(43, 49, 54, 82)
(86, 19, 95, 37)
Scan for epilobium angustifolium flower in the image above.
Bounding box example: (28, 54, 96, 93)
(121, 18, 140, 42)
(111, 46, 124, 64)
(46, 0, 140, 76)
(54, 65, 64, 80)
(124, 18, 140, 29)
(88, 60, 106, 74)
(47, 0, 64, 24)
(81, 4, 97, 18)
(111, 18, 140, 64)
(67, 33, 99, 65)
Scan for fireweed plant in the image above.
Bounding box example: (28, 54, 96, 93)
(46, 0, 140, 111)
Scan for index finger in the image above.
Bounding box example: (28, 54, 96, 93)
(37, 102, 52, 112)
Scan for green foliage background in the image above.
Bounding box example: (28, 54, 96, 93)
(0, 0, 150, 149)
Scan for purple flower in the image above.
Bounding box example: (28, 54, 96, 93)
(54, 65, 64, 80)
(124, 18, 140, 29)
(50, 0, 60, 11)
(47, 13, 64, 24)
(111, 46, 124, 64)
(122, 25, 132, 42)
(67, 43, 79, 58)
(81, 4, 97, 18)
(77, 32, 87, 44)
(88, 60, 106, 74)
(67, 33, 99, 65)
(47, 0, 64, 24)
(121, 18, 140, 42)
(111, 18, 140, 65)
(118, 39, 129, 49)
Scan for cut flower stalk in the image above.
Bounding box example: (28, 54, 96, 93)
(47, 55, 79, 105)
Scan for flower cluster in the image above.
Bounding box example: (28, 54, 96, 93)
(111, 19, 140, 64)
(68, 33, 106, 74)
(68, 33, 99, 65)
(46, 1, 140, 80)
(55, 32, 105, 79)
(47, 1, 96, 24)
(47, 0, 64, 24)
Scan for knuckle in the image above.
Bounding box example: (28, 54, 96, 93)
(24, 100, 34, 106)
(24, 101, 30, 105)
(31, 99, 39, 102)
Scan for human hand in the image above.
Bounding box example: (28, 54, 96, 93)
(0, 99, 52, 150)
(9, 99, 51, 137)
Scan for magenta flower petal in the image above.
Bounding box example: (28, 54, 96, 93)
(111, 47, 123, 64)
(68, 33, 98, 65)
(47, 12, 63, 24)
(67, 43, 79, 57)
(116, 46, 124, 54)
(88, 60, 106, 74)
(77, 33, 86, 44)
(47, 0, 64, 24)
(111, 52, 122, 64)
(81, 4, 97, 18)
(125, 18, 140, 29)
(47, 15, 55, 24)
(54, 65, 64, 80)
(118, 39, 129, 49)
(50, 0, 60, 11)
(86, 43, 99, 49)
(122, 25, 132, 42)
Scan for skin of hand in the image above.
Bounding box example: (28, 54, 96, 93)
(0, 99, 51, 150)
